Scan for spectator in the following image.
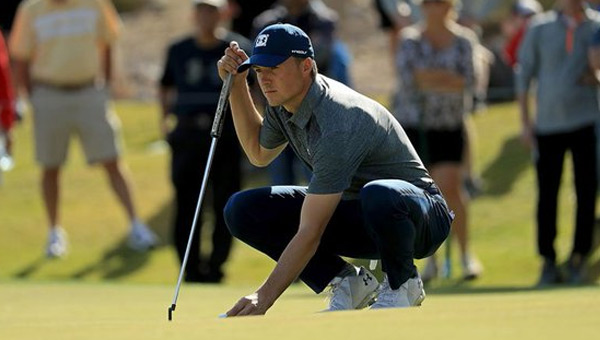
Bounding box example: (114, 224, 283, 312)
(253, 0, 352, 185)
(159, 0, 249, 283)
(0, 31, 16, 179)
(502, 0, 543, 68)
(393, 0, 482, 282)
(374, 0, 415, 65)
(0, 0, 23, 34)
(517, 0, 599, 285)
(9, 0, 157, 258)
(228, 0, 277, 39)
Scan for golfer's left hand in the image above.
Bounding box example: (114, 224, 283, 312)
(225, 293, 269, 317)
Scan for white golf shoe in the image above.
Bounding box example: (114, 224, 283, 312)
(371, 274, 425, 309)
(46, 227, 68, 258)
(127, 220, 158, 251)
(326, 266, 379, 311)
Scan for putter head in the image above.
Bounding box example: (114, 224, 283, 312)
(168, 304, 176, 321)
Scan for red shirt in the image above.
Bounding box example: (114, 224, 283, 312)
(0, 32, 15, 132)
(504, 24, 526, 68)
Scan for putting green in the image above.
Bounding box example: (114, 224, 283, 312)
(1, 281, 598, 340)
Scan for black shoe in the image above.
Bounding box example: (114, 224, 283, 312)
(537, 260, 561, 287)
(566, 254, 586, 285)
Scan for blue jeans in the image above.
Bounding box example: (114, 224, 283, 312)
(224, 179, 452, 292)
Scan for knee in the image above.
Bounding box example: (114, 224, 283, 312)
(223, 190, 253, 239)
(360, 183, 397, 224)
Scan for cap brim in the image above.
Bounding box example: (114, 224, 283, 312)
(237, 54, 289, 72)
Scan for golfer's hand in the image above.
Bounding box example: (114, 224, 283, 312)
(225, 293, 269, 317)
(520, 122, 535, 150)
(217, 41, 249, 82)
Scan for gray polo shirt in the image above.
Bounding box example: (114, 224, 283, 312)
(259, 75, 433, 200)
(516, 9, 600, 135)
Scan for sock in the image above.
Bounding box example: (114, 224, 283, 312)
(336, 263, 358, 278)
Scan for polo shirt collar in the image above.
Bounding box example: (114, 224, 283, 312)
(288, 76, 325, 128)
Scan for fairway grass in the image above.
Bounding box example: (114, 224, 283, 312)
(0, 281, 598, 340)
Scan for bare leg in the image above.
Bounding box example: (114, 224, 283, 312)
(431, 164, 468, 258)
(42, 167, 61, 228)
(102, 159, 137, 221)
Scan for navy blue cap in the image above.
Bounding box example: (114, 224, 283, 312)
(237, 23, 314, 72)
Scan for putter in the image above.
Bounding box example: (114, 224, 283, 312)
(167, 73, 234, 321)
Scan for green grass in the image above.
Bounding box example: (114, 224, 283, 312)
(0, 282, 598, 340)
(1, 100, 599, 339)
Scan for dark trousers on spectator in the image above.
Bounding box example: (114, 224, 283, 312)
(535, 125, 597, 262)
(224, 180, 452, 292)
(169, 125, 241, 281)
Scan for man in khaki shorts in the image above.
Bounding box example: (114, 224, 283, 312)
(10, 0, 157, 258)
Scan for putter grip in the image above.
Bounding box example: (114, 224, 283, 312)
(211, 73, 234, 138)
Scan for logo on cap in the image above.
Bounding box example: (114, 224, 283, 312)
(255, 34, 269, 47)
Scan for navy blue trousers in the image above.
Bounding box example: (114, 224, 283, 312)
(224, 179, 452, 292)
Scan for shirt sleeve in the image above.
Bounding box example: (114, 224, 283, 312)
(516, 23, 538, 95)
(259, 107, 287, 149)
(0, 33, 15, 132)
(8, 3, 35, 61)
(160, 46, 175, 87)
(97, 0, 122, 45)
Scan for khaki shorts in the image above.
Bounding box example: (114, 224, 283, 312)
(30, 85, 122, 167)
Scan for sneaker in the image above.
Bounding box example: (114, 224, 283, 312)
(566, 254, 586, 285)
(127, 220, 158, 251)
(326, 266, 379, 311)
(462, 254, 483, 281)
(46, 227, 68, 258)
(421, 257, 438, 283)
(371, 274, 426, 309)
(537, 259, 561, 287)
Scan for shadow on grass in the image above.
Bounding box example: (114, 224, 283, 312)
(427, 283, 598, 296)
(12, 200, 174, 280)
(13, 255, 48, 279)
(70, 201, 174, 280)
(480, 135, 530, 197)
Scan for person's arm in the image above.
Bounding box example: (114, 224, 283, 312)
(12, 60, 31, 97)
(217, 41, 285, 166)
(158, 86, 173, 139)
(413, 69, 466, 92)
(225, 192, 343, 316)
(102, 46, 112, 86)
(515, 22, 537, 149)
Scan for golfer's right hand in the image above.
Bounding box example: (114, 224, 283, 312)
(217, 41, 249, 82)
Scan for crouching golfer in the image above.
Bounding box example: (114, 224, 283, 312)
(217, 23, 452, 316)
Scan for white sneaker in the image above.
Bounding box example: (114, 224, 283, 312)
(371, 274, 425, 309)
(46, 227, 68, 258)
(462, 254, 483, 280)
(127, 220, 158, 251)
(326, 266, 379, 311)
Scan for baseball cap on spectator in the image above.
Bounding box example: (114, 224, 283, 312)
(237, 23, 314, 73)
(192, 0, 226, 8)
(512, 0, 542, 17)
